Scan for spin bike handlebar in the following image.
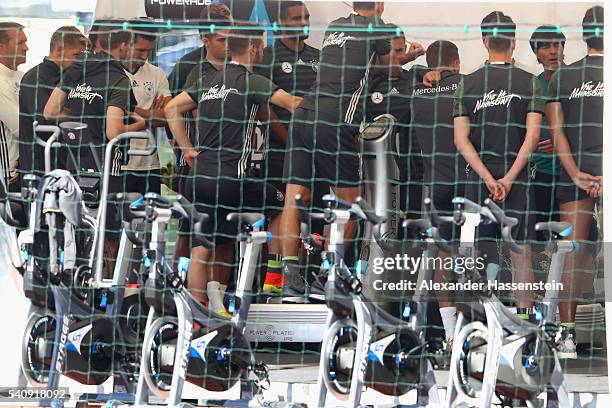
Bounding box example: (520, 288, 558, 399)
(403, 198, 454, 252)
(355, 196, 394, 253)
(114, 193, 214, 250)
(226, 212, 266, 229)
(452, 196, 496, 225)
(33, 122, 61, 174)
(357, 196, 452, 252)
(452, 197, 523, 254)
(535, 221, 573, 239)
(482, 198, 524, 255)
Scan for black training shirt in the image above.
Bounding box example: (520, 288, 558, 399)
(168, 46, 207, 97)
(300, 13, 391, 124)
(454, 62, 544, 167)
(258, 39, 320, 124)
(367, 69, 424, 184)
(60, 51, 136, 175)
(411, 70, 465, 183)
(19, 57, 61, 176)
(547, 55, 603, 175)
(186, 62, 278, 178)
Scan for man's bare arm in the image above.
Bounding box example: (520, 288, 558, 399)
(106, 106, 146, 140)
(164, 92, 199, 165)
(269, 90, 302, 114)
(503, 112, 542, 182)
(135, 95, 173, 128)
(43, 88, 69, 121)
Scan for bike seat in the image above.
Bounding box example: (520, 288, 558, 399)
(535, 221, 573, 238)
(23, 174, 40, 184)
(227, 212, 266, 229)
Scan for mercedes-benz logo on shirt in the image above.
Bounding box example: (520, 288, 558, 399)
(371, 92, 384, 104)
(281, 62, 293, 74)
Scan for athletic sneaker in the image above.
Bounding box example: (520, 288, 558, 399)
(308, 269, 328, 302)
(282, 262, 307, 296)
(262, 282, 283, 294)
(213, 309, 233, 319)
(310, 269, 327, 294)
(557, 330, 577, 359)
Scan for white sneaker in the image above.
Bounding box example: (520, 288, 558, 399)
(557, 331, 577, 359)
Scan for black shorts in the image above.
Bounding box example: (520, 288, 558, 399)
(265, 152, 286, 193)
(174, 165, 193, 234)
(124, 169, 161, 195)
(183, 170, 285, 245)
(556, 168, 601, 205)
(424, 181, 465, 241)
(464, 164, 535, 244)
(284, 108, 360, 188)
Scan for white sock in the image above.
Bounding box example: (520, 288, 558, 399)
(440, 307, 457, 340)
(207, 281, 227, 312)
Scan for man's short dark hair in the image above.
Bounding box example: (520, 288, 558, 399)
(353, 2, 377, 11)
(49, 26, 89, 52)
(88, 19, 117, 48)
(582, 6, 603, 50)
(128, 19, 158, 44)
(481, 11, 516, 52)
(0, 22, 24, 45)
(529, 25, 566, 54)
(92, 20, 130, 51)
(426, 40, 459, 69)
(385, 23, 404, 39)
(199, 3, 233, 37)
(280, 1, 306, 20)
(228, 23, 264, 55)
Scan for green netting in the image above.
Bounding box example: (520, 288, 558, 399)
(0, 4, 606, 403)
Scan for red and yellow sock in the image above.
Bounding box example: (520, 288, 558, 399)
(263, 255, 283, 293)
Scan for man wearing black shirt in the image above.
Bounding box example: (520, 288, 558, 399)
(166, 11, 211, 185)
(454, 11, 543, 320)
(44, 26, 145, 273)
(19, 26, 88, 177)
(366, 26, 426, 221)
(165, 26, 301, 315)
(259, 1, 319, 189)
(168, 3, 233, 272)
(547, 6, 604, 359)
(280, 1, 421, 296)
(410, 40, 464, 341)
(255, 1, 320, 293)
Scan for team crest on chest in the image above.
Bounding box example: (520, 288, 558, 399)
(371, 92, 384, 104)
(281, 62, 293, 74)
(143, 81, 156, 97)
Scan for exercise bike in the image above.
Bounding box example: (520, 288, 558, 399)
(305, 194, 444, 407)
(125, 193, 270, 407)
(17, 122, 156, 406)
(446, 197, 574, 408)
